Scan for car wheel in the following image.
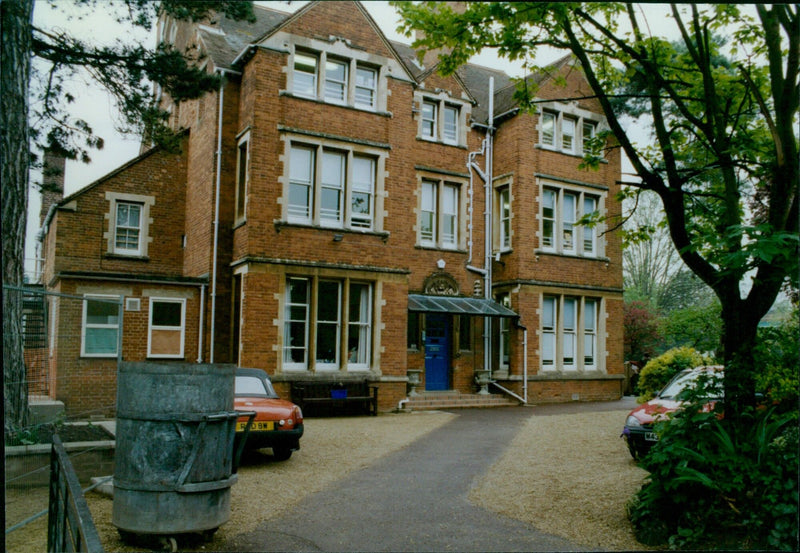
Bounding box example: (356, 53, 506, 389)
(626, 439, 640, 460)
(272, 447, 292, 461)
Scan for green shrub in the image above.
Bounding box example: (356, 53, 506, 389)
(755, 311, 799, 412)
(637, 347, 710, 401)
(628, 377, 800, 550)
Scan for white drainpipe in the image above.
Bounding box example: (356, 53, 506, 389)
(484, 77, 495, 378)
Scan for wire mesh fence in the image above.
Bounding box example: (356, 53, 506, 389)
(5, 285, 119, 552)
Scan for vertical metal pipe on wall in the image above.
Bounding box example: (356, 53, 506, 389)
(484, 78, 495, 377)
(210, 75, 224, 364)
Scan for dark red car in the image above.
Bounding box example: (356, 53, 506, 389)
(621, 366, 723, 459)
(234, 368, 304, 460)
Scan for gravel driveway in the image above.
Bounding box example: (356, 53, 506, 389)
(71, 400, 649, 551)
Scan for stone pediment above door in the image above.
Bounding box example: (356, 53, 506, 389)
(422, 272, 459, 297)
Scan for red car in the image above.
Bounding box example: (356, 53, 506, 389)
(234, 368, 304, 460)
(622, 366, 723, 459)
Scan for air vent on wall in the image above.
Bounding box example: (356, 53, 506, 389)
(125, 298, 141, 312)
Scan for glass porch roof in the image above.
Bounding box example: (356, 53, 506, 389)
(408, 294, 518, 318)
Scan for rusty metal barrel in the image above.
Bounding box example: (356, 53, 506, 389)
(112, 362, 238, 538)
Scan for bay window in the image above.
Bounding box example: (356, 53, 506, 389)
(287, 142, 379, 231)
(540, 185, 603, 257)
(541, 295, 603, 372)
(283, 277, 373, 372)
(290, 49, 381, 112)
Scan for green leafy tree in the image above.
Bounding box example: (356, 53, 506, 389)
(394, 2, 799, 427)
(659, 299, 722, 356)
(1, 0, 254, 438)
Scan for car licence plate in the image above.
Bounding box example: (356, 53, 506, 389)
(645, 432, 659, 442)
(237, 421, 274, 432)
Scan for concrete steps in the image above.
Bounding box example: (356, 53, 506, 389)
(401, 391, 520, 411)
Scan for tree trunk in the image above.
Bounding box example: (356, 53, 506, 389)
(2, 0, 34, 437)
(719, 298, 760, 429)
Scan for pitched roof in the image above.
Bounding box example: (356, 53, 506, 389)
(198, 4, 290, 70)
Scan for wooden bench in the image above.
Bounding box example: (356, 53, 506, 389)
(290, 381, 378, 417)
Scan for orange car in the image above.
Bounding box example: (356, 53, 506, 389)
(234, 368, 304, 460)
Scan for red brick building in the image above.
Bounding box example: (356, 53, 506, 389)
(39, 1, 623, 417)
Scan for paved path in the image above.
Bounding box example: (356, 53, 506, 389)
(224, 406, 593, 552)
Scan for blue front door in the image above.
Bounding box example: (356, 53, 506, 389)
(424, 313, 450, 391)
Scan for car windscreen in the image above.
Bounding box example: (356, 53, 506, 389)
(659, 370, 722, 400)
(235, 375, 279, 398)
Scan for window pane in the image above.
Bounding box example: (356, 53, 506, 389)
(422, 101, 436, 138)
(499, 188, 510, 249)
(284, 278, 308, 368)
(542, 296, 555, 329)
(355, 66, 376, 108)
(289, 147, 314, 220)
(352, 156, 374, 228)
(541, 112, 555, 145)
(582, 121, 596, 155)
(85, 328, 118, 355)
(317, 281, 340, 322)
(87, 300, 119, 325)
(324, 59, 347, 102)
(320, 151, 344, 223)
(294, 53, 317, 97)
(563, 192, 576, 250)
(562, 117, 576, 150)
(115, 203, 141, 251)
(443, 106, 458, 142)
(290, 146, 314, 183)
(563, 298, 577, 330)
(583, 196, 597, 253)
(348, 284, 371, 366)
(442, 184, 458, 246)
(542, 189, 556, 248)
(584, 299, 596, 331)
(542, 332, 555, 366)
(421, 181, 436, 242)
(152, 301, 182, 327)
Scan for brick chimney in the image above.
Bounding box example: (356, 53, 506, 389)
(415, 2, 467, 69)
(39, 150, 65, 227)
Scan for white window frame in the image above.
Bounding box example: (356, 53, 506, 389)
(81, 294, 120, 358)
(288, 145, 315, 223)
(284, 278, 311, 371)
(539, 107, 603, 158)
(497, 293, 511, 371)
(114, 201, 143, 255)
(324, 58, 348, 104)
(540, 295, 603, 372)
(283, 277, 374, 372)
(443, 105, 459, 144)
(286, 141, 381, 231)
(354, 65, 377, 110)
(419, 178, 462, 250)
(289, 48, 382, 112)
(347, 282, 372, 371)
(315, 281, 342, 371)
(421, 100, 437, 140)
(147, 297, 186, 359)
(582, 121, 598, 155)
(320, 150, 346, 227)
(540, 185, 603, 257)
(498, 186, 511, 251)
(418, 96, 464, 146)
(293, 51, 318, 98)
